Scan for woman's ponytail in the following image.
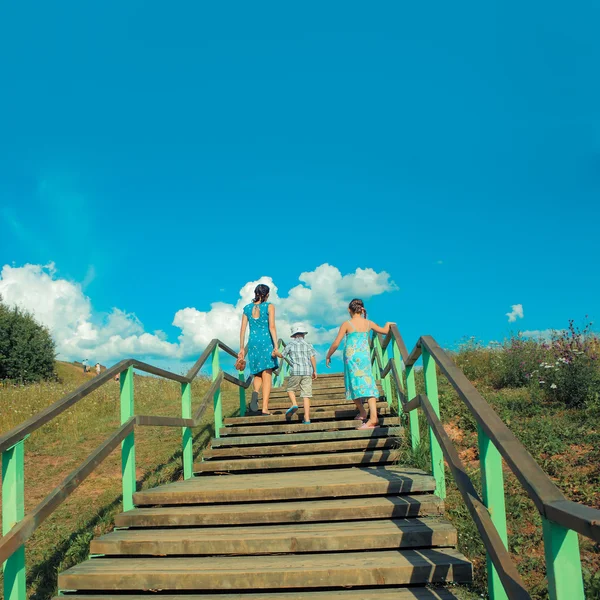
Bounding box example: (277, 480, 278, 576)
(349, 298, 367, 319)
(253, 284, 270, 303)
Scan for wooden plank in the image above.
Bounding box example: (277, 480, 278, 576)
(224, 405, 390, 426)
(91, 518, 457, 556)
(221, 417, 400, 436)
(53, 587, 462, 599)
(267, 396, 379, 409)
(211, 427, 402, 448)
(185, 339, 217, 380)
(267, 402, 388, 413)
(58, 549, 472, 590)
(133, 466, 435, 505)
(115, 494, 445, 528)
(195, 449, 401, 473)
(419, 393, 530, 599)
(203, 437, 399, 458)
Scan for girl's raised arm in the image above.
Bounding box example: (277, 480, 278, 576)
(239, 312, 248, 358)
(369, 321, 395, 335)
(325, 322, 348, 367)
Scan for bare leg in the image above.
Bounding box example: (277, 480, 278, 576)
(261, 369, 273, 414)
(303, 397, 311, 422)
(253, 373, 263, 394)
(353, 398, 368, 419)
(367, 396, 379, 425)
(288, 390, 298, 407)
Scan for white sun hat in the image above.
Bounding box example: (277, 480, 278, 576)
(290, 323, 308, 336)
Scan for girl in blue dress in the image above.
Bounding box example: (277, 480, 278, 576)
(238, 284, 279, 415)
(325, 298, 394, 429)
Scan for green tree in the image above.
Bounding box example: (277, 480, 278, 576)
(0, 296, 56, 382)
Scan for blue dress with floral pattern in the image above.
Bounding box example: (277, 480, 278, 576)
(244, 302, 279, 375)
(344, 322, 379, 400)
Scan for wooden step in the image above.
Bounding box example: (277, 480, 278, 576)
(211, 427, 401, 448)
(133, 467, 435, 506)
(116, 494, 445, 528)
(203, 436, 399, 459)
(195, 449, 401, 473)
(221, 417, 400, 436)
(224, 405, 391, 426)
(58, 549, 472, 590)
(268, 384, 381, 397)
(267, 396, 382, 409)
(91, 518, 457, 556)
(54, 588, 461, 600)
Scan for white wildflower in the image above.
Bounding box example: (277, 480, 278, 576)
(539, 380, 545, 384)
(550, 383, 557, 389)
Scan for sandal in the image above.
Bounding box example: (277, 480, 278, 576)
(354, 414, 366, 421)
(358, 421, 379, 430)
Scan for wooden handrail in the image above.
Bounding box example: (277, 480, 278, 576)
(377, 331, 600, 545)
(0, 339, 243, 454)
(418, 336, 600, 543)
(0, 366, 232, 564)
(416, 394, 530, 599)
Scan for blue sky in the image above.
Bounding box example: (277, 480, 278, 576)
(1, 1, 599, 372)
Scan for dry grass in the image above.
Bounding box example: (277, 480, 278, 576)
(0, 361, 246, 599)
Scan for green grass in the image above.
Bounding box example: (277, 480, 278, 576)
(395, 371, 600, 599)
(0, 361, 246, 600)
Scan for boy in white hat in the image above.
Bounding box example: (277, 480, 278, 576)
(275, 323, 317, 423)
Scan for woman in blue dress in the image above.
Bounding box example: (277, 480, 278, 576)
(238, 284, 279, 415)
(325, 298, 394, 429)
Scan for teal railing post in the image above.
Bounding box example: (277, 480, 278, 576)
(120, 365, 135, 511)
(181, 381, 193, 480)
(422, 348, 446, 499)
(478, 424, 509, 600)
(2, 439, 26, 600)
(542, 518, 585, 600)
(238, 369, 246, 417)
(376, 337, 392, 406)
(212, 345, 223, 438)
(405, 364, 420, 451)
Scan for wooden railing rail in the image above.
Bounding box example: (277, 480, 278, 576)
(369, 329, 599, 600)
(1, 335, 292, 600)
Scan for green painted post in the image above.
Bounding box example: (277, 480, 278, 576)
(422, 348, 446, 499)
(181, 382, 193, 480)
(2, 439, 26, 600)
(120, 365, 135, 511)
(405, 365, 420, 451)
(542, 518, 585, 600)
(375, 337, 391, 405)
(238, 370, 246, 417)
(212, 346, 223, 438)
(478, 424, 509, 600)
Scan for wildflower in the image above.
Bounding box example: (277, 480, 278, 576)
(539, 380, 545, 384)
(550, 383, 557, 389)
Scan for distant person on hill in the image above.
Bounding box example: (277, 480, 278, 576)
(82, 359, 88, 373)
(238, 284, 279, 415)
(274, 323, 317, 424)
(325, 298, 394, 429)
(95, 363, 101, 375)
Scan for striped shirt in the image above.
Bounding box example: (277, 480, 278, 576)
(282, 338, 316, 376)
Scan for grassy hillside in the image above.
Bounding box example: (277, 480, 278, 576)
(0, 361, 245, 600)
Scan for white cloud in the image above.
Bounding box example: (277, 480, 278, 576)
(506, 304, 524, 323)
(174, 264, 397, 355)
(0, 262, 397, 364)
(0, 263, 178, 363)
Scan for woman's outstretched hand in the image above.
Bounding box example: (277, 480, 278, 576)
(325, 356, 331, 368)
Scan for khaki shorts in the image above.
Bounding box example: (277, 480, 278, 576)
(287, 375, 313, 397)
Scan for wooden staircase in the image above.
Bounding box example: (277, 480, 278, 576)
(56, 373, 472, 598)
